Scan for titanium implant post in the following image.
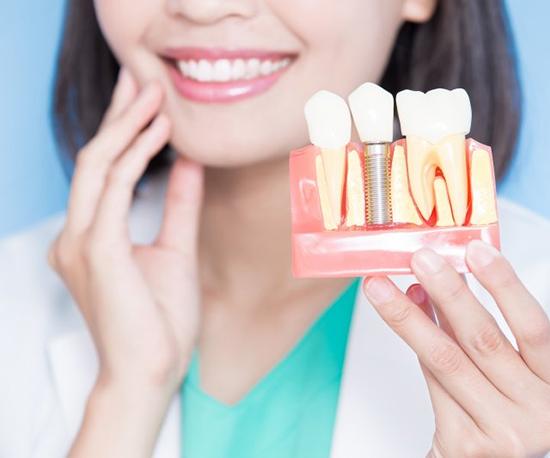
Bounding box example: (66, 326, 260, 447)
(364, 143, 392, 225)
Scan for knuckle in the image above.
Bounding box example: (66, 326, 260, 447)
(429, 342, 463, 376)
(75, 146, 96, 169)
(438, 280, 468, 305)
(107, 165, 133, 189)
(519, 320, 550, 348)
(385, 302, 414, 328)
(54, 235, 76, 270)
(470, 322, 505, 356)
(492, 262, 520, 290)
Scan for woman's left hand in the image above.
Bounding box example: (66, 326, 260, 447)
(363, 240, 550, 458)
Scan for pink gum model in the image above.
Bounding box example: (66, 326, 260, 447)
(289, 138, 500, 278)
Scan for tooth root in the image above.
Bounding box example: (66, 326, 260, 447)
(316, 155, 337, 230)
(436, 135, 469, 226)
(391, 146, 423, 225)
(407, 134, 469, 226)
(345, 149, 366, 227)
(406, 136, 437, 220)
(434, 176, 455, 227)
(469, 149, 498, 225)
(321, 148, 346, 226)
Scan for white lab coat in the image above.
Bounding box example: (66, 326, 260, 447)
(1, 171, 550, 458)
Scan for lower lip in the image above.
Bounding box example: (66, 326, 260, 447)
(166, 62, 292, 104)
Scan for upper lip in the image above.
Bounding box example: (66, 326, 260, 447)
(162, 47, 297, 61)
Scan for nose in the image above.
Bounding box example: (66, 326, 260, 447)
(166, 0, 258, 25)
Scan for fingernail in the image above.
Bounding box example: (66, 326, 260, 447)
(407, 284, 437, 322)
(363, 277, 395, 303)
(407, 284, 427, 305)
(412, 249, 445, 275)
(467, 240, 499, 268)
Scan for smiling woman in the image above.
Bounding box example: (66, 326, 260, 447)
(2, 0, 550, 457)
(54, 0, 519, 174)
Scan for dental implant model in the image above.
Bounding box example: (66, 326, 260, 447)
(348, 83, 394, 226)
(289, 84, 500, 278)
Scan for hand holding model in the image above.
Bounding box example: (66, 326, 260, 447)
(296, 83, 550, 456)
(47, 68, 204, 458)
(365, 245, 550, 458)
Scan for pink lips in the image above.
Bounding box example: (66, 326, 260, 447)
(163, 47, 294, 104)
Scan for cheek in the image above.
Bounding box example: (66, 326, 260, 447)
(93, 0, 158, 79)
(276, 0, 403, 91)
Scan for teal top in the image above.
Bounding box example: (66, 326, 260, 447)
(180, 278, 360, 458)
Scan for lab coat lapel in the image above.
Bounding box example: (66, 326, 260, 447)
(46, 314, 182, 457)
(331, 275, 435, 458)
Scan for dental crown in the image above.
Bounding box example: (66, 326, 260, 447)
(396, 88, 472, 144)
(304, 90, 351, 149)
(348, 82, 394, 143)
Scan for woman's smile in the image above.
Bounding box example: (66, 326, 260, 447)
(162, 47, 297, 103)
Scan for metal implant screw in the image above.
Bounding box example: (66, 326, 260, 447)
(364, 143, 392, 225)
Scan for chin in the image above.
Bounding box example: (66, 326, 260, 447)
(169, 130, 286, 168)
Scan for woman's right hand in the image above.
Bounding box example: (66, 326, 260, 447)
(47, 68, 204, 457)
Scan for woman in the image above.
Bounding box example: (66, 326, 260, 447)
(2, 0, 550, 456)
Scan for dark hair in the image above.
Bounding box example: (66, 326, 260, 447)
(53, 0, 520, 181)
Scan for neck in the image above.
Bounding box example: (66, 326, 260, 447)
(199, 156, 293, 301)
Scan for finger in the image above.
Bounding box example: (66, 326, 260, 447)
(411, 248, 542, 402)
(66, 83, 163, 235)
(407, 285, 479, 428)
(101, 67, 139, 126)
(466, 240, 550, 383)
(155, 158, 204, 258)
(363, 276, 506, 429)
(90, 114, 171, 244)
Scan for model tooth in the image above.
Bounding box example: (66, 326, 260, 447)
(348, 82, 394, 143)
(397, 88, 471, 225)
(391, 146, 423, 225)
(469, 149, 498, 225)
(345, 149, 366, 227)
(305, 90, 351, 227)
(434, 176, 455, 226)
(316, 154, 337, 230)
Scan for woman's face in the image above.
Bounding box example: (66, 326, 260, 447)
(94, 0, 435, 167)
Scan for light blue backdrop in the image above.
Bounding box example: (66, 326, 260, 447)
(1, 0, 549, 238)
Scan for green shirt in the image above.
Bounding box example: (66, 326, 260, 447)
(180, 279, 360, 458)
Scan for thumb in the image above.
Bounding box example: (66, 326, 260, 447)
(156, 157, 204, 257)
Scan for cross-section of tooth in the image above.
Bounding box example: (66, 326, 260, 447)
(397, 88, 471, 225)
(345, 149, 366, 227)
(391, 145, 422, 225)
(315, 154, 337, 230)
(434, 176, 455, 226)
(469, 149, 498, 225)
(305, 90, 351, 228)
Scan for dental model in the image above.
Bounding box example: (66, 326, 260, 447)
(348, 83, 394, 225)
(290, 84, 499, 277)
(304, 91, 351, 230)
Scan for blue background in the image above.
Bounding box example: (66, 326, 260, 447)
(1, 0, 549, 238)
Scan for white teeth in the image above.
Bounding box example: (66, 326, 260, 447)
(260, 60, 273, 76)
(348, 82, 394, 143)
(396, 88, 472, 144)
(178, 57, 292, 82)
(232, 59, 246, 80)
(304, 90, 351, 149)
(196, 59, 213, 82)
(213, 59, 232, 82)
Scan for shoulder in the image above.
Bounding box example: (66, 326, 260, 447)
(496, 197, 550, 309)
